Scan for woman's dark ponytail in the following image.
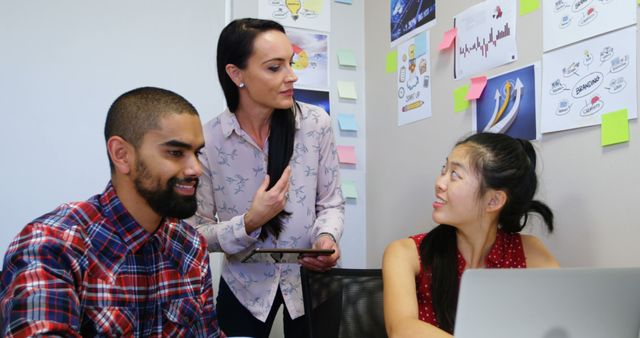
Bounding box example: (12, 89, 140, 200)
(259, 104, 297, 240)
(420, 224, 458, 334)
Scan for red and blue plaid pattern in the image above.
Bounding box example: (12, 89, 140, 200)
(0, 183, 222, 337)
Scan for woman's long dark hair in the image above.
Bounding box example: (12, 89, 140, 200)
(217, 18, 296, 240)
(420, 132, 555, 333)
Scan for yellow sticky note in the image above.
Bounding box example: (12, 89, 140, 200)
(601, 109, 629, 146)
(338, 49, 357, 67)
(453, 85, 471, 113)
(386, 50, 397, 73)
(520, 0, 540, 15)
(337, 81, 357, 99)
(341, 181, 358, 199)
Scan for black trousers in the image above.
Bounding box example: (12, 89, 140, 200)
(216, 278, 308, 338)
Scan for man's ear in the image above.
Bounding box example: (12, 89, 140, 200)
(487, 190, 507, 213)
(107, 136, 134, 175)
(225, 64, 244, 87)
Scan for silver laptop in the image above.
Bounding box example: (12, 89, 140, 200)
(454, 268, 640, 338)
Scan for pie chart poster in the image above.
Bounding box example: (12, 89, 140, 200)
(286, 28, 328, 90)
(474, 64, 537, 140)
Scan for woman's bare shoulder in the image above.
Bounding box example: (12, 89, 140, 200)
(521, 234, 560, 268)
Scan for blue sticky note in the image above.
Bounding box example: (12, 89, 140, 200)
(335, 0, 352, 3)
(338, 114, 358, 131)
(414, 32, 427, 58)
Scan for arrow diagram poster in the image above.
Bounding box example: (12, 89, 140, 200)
(473, 63, 540, 140)
(396, 31, 432, 126)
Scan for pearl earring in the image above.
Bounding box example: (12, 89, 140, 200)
(239, 83, 245, 88)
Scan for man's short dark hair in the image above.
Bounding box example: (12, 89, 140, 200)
(104, 87, 199, 171)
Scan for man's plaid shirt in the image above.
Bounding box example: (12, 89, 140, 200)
(0, 183, 222, 337)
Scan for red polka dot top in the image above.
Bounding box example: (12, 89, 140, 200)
(410, 230, 526, 327)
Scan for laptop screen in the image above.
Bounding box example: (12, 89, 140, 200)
(454, 268, 640, 338)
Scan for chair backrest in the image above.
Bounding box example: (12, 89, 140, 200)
(300, 267, 387, 338)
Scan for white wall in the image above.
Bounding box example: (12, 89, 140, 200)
(364, 1, 640, 268)
(0, 1, 225, 259)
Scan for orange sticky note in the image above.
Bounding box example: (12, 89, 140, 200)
(439, 27, 457, 50)
(465, 76, 488, 100)
(336, 145, 357, 164)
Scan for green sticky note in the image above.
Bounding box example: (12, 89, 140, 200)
(520, 0, 540, 15)
(601, 109, 629, 146)
(453, 85, 471, 113)
(337, 81, 357, 99)
(386, 50, 397, 73)
(342, 181, 358, 199)
(338, 49, 357, 67)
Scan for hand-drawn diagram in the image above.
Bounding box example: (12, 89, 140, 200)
(541, 26, 636, 133)
(259, 0, 330, 32)
(474, 64, 539, 140)
(543, 0, 636, 51)
(396, 32, 432, 126)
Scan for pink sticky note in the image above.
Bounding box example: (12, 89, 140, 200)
(438, 27, 457, 50)
(465, 76, 488, 100)
(337, 145, 357, 164)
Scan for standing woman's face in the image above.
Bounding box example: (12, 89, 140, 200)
(236, 30, 298, 111)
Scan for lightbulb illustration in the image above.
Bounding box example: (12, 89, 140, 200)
(286, 0, 302, 20)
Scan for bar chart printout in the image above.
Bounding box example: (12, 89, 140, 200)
(454, 0, 517, 79)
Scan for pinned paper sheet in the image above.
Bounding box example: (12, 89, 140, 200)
(520, 0, 540, 15)
(453, 85, 471, 112)
(438, 27, 457, 50)
(338, 114, 358, 131)
(414, 32, 427, 57)
(342, 181, 358, 199)
(465, 76, 487, 100)
(601, 109, 629, 146)
(337, 81, 357, 99)
(386, 50, 398, 73)
(337, 49, 357, 67)
(337, 145, 357, 164)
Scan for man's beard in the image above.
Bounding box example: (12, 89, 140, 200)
(133, 159, 199, 219)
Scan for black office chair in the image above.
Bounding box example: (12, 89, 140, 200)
(300, 267, 387, 338)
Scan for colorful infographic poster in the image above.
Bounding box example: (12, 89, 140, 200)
(286, 28, 329, 90)
(473, 64, 540, 140)
(259, 0, 331, 32)
(541, 26, 637, 133)
(543, 0, 636, 52)
(390, 0, 436, 45)
(396, 32, 432, 126)
(454, 0, 517, 79)
(294, 88, 330, 114)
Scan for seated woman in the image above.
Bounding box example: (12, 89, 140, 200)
(383, 132, 559, 338)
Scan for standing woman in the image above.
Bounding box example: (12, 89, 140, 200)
(190, 18, 344, 338)
(383, 133, 559, 338)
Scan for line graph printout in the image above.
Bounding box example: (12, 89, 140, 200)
(454, 0, 517, 80)
(541, 26, 637, 133)
(543, 0, 636, 52)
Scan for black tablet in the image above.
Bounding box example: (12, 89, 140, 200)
(241, 248, 335, 263)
